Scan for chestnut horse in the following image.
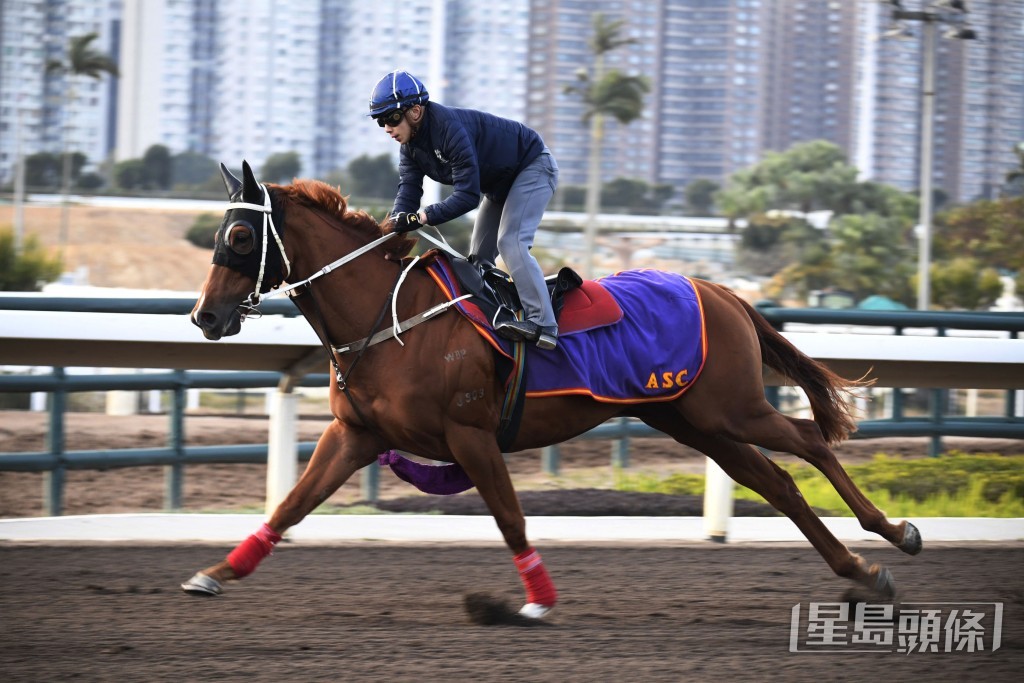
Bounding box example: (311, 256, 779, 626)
(184, 161, 921, 618)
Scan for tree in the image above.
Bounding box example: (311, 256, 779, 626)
(46, 33, 119, 246)
(142, 145, 173, 190)
(717, 141, 864, 216)
(185, 214, 222, 249)
(935, 197, 1024, 274)
(172, 152, 219, 187)
(827, 213, 915, 304)
(737, 215, 826, 279)
(1003, 142, 1024, 197)
(565, 13, 650, 277)
(24, 152, 86, 190)
(723, 141, 924, 302)
(0, 227, 63, 291)
(612, 178, 672, 214)
(261, 152, 301, 184)
(113, 159, 146, 190)
(347, 154, 400, 199)
(929, 258, 1004, 310)
(684, 179, 719, 215)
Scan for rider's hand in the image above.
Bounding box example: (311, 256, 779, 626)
(392, 211, 423, 233)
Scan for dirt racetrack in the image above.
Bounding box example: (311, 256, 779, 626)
(1, 414, 1023, 679)
(0, 543, 1021, 681)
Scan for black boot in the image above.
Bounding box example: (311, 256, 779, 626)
(494, 318, 539, 343)
(536, 325, 558, 350)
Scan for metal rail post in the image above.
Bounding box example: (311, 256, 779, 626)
(542, 445, 561, 476)
(610, 417, 630, 469)
(164, 371, 186, 510)
(43, 367, 66, 516)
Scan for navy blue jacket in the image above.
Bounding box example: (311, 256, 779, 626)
(393, 102, 545, 226)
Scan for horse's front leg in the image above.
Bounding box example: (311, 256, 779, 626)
(182, 420, 382, 595)
(447, 425, 557, 619)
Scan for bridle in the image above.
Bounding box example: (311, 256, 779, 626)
(218, 184, 470, 427)
(225, 182, 397, 314)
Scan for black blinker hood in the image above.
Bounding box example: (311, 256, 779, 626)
(212, 161, 287, 291)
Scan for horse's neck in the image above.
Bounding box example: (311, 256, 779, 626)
(286, 208, 427, 344)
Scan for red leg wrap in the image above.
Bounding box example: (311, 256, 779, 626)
(514, 547, 557, 606)
(227, 523, 282, 579)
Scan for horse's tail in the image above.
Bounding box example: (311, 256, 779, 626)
(730, 293, 869, 445)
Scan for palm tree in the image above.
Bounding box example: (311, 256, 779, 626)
(46, 33, 119, 247)
(1005, 142, 1024, 196)
(565, 14, 650, 278)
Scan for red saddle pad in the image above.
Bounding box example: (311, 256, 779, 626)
(558, 280, 623, 335)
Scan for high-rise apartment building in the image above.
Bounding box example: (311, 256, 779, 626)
(655, 0, 769, 192)
(526, 0, 659, 189)
(763, 0, 858, 156)
(117, 0, 200, 161)
(854, 0, 1023, 202)
(445, 0, 530, 123)
(0, 1, 48, 186)
(3, 0, 1021, 204)
(209, 0, 320, 176)
(316, 0, 441, 178)
(1, 0, 119, 186)
(956, 0, 1024, 201)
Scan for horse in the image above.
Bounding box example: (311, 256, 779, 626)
(184, 161, 921, 618)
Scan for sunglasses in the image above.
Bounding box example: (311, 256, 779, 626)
(376, 109, 406, 128)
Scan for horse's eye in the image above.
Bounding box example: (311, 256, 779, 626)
(227, 222, 255, 255)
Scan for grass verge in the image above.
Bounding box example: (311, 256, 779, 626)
(614, 452, 1024, 517)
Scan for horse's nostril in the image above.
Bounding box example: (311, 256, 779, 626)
(197, 310, 218, 328)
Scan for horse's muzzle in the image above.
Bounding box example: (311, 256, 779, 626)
(192, 306, 243, 340)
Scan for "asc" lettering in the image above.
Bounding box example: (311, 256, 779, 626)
(646, 369, 689, 389)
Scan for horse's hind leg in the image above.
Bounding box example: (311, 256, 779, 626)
(182, 419, 381, 595)
(684, 392, 919, 555)
(640, 411, 896, 597)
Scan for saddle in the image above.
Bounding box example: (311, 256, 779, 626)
(444, 254, 622, 334)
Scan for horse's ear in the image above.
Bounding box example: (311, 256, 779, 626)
(241, 160, 263, 204)
(220, 163, 242, 198)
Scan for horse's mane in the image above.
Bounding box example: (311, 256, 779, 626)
(273, 179, 417, 260)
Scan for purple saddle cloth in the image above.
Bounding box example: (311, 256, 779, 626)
(523, 270, 707, 402)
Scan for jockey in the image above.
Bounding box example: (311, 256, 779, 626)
(369, 69, 560, 350)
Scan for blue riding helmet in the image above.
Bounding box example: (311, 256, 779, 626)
(368, 70, 429, 117)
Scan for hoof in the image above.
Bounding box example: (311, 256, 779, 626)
(181, 572, 222, 596)
(898, 522, 923, 555)
(519, 603, 553, 619)
(870, 566, 896, 600)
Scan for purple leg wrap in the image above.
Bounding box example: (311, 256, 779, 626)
(378, 450, 475, 495)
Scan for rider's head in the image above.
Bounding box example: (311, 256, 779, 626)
(369, 70, 429, 144)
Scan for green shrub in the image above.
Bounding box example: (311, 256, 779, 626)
(0, 227, 63, 291)
(186, 213, 221, 249)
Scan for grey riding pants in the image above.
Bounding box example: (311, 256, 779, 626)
(470, 149, 559, 328)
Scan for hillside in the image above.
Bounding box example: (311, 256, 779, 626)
(0, 204, 215, 291)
